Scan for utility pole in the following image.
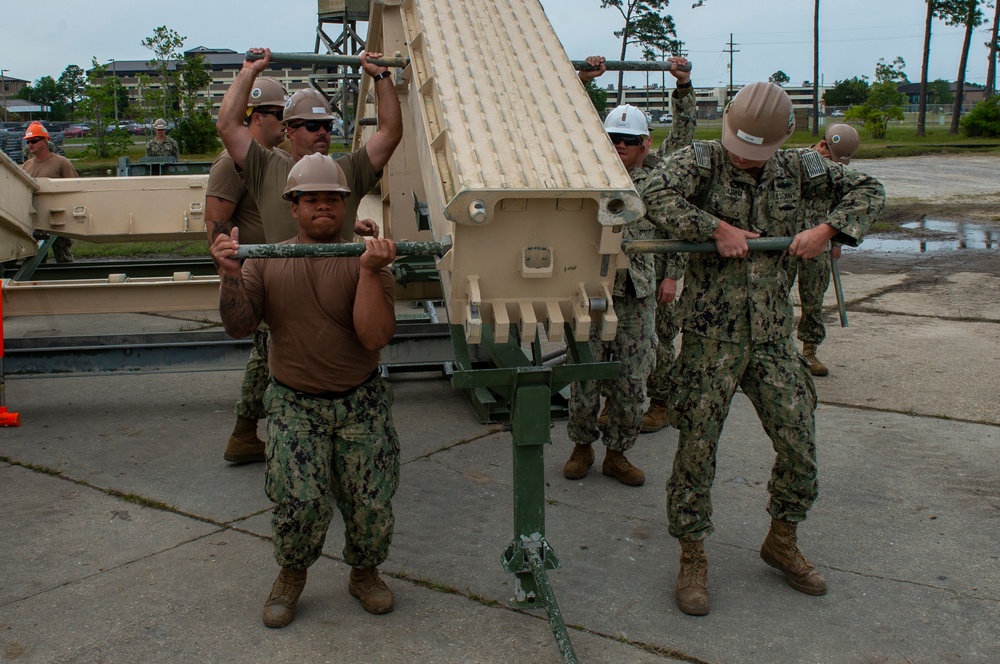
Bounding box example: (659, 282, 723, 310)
(724, 34, 739, 105)
(812, 0, 820, 137)
(110, 59, 119, 125)
(1, 69, 8, 122)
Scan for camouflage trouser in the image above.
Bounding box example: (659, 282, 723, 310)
(568, 293, 655, 453)
(796, 253, 831, 346)
(234, 323, 270, 421)
(264, 374, 400, 570)
(39, 236, 74, 263)
(666, 333, 818, 541)
(646, 298, 681, 403)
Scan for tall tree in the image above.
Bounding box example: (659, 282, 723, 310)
(823, 76, 870, 107)
(942, 0, 984, 134)
(917, 1, 936, 136)
(79, 59, 131, 157)
(600, 0, 678, 105)
(57, 65, 87, 116)
(769, 70, 790, 85)
(844, 57, 907, 139)
(141, 25, 186, 119)
(985, 1, 1000, 95)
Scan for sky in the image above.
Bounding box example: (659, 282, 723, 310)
(2, 0, 996, 90)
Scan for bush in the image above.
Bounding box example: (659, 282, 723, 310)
(172, 110, 220, 155)
(961, 95, 1000, 138)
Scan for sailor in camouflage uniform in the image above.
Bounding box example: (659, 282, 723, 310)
(211, 154, 400, 627)
(794, 123, 861, 376)
(564, 56, 696, 487)
(145, 118, 179, 158)
(647, 82, 884, 615)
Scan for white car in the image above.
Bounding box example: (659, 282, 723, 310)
(659, 113, 673, 124)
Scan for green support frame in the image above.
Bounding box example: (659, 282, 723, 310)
(450, 322, 619, 663)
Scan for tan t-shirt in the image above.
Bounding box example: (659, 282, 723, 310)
(240, 141, 379, 243)
(242, 241, 395, 393)
(22, 154, 78, 179)
(206, 148, 266, 244)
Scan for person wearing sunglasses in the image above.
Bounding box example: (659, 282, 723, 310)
(206, 76, 290, 466)
(217, 47, 401, 247)
(649, 82, 883, 616)
(574, 55, 698, 440)
(562, 56, 696, 488)
(20, 121, 77, 263)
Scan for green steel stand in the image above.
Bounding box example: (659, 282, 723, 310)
(450, 322, 618, 664)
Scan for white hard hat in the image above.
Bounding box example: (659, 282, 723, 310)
(603, 104, 649, 137)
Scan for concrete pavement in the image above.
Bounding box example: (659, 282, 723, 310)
(1, 243, 999, 663)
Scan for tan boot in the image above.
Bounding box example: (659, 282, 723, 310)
(803, 343, 829, 377)
(349, 567, 394, 614)
(675, 539, 710, 616)
(262, 567, 308, 628)
(562, 443, 595, 480)
(597, 401, 610, 428)
(224, 416, 266, 464)
(641, 399, 670, 433)
(602, 449, 645, 486)
(760, 518, 827, 595)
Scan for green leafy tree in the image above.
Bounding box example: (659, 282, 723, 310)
(585, 80, 609, 117)
(927, 78, 955, 104)
(18, 76, 69, 120)
(141, 25, 185, 120)
(960, 93, 1000, 135)
(823, 76, 870, 107)
(844, 57, 907, 139)
(57, 65, 87, 116)
(769, 70, 790, 86)
(600, 0, 678, 105)
(79, 59, 132, 158)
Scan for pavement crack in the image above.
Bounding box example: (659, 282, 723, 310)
(403, 427, 504, 463)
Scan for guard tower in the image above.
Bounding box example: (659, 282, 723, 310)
(314, 0, 370, 133)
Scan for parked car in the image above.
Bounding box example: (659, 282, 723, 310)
(831, 110, 845, 117)
(64, 125, 90, 138)
(659, 113, 672, 124)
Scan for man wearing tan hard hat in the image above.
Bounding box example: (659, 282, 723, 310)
(795, 123, 862, 376)
(205, 75, 290, 465)
(210, 153, 400, 628)
(145, 118, 179, 158)
(648, 82, 884, 616)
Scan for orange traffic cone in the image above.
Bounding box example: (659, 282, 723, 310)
(0, 280, 21, 427)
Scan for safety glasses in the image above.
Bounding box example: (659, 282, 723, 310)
(256, 108, 284, 122)
(290, 120, 333, 133)
(608, 133, 643, 147)
(26, 138, 45, 145)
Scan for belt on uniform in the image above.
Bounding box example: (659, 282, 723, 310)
(272, 370, 378, 402)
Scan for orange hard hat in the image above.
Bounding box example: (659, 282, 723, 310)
(24, 122, 50, 141)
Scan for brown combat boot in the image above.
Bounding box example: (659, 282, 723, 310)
(562, 443, 595, 480)
(675, 539, 710, 616)
(760, 518, 828, 596)
(597, 401, 610, 428)
(602, 449, 645, 486)
(349, 567, 394, 614)
(224, 416, 266, 464)
(803, 343, 829, 377)
(262, 567, 308, 628)
(641, 398, 670, 433)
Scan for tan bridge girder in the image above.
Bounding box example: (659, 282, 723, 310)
(359, 0, 644, 345)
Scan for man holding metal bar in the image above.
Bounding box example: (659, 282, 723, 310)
(216, 47, 401, 244)
(210, 153, 401, 627)
(647, 82, 884, 615)
(562, 55, 695, 487)
(794, 123, 861, 376)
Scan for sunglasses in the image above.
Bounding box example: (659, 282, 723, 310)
(608, 133, 643, 147)
(290, 120, 333, 133)
(26, 138, 45, 145)
(256, 108, 284, 121)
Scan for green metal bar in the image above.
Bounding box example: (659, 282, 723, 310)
(255, 50, 688, 74)
(830, 253, 849, 327)
(233, 239, 449, 260)
(623, 236, 794, 254)
(525, 546, 577, 664)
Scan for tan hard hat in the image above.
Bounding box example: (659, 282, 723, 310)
(282, 153, 351, 201)
(153, 118, 168, 130)
(283, 88, 335, 124)
(247, 77, 288, 110)
(721, 82, 795, 161)
(824, 123, 860, 164)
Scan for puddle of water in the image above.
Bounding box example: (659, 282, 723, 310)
(857, 219, 1000, 253)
